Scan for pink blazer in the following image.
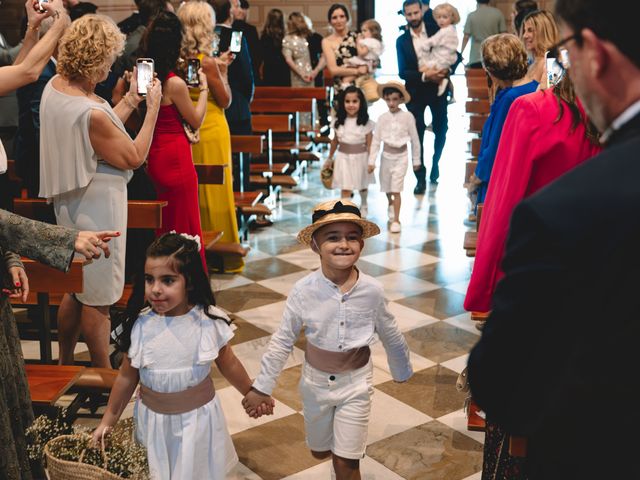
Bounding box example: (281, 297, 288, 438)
(464, 89, 602, 313)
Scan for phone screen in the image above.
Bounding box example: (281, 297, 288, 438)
(136, 59, 154, 95)
(230, 31, 243, 53)
(545, 52, 564, 88)
(187, 59, 200, 86)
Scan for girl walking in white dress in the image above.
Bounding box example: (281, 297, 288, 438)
(92, 233, 274, 479)
(324, 86, 375, 217)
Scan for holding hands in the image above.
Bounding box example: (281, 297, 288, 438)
(242, 388, 275, 418)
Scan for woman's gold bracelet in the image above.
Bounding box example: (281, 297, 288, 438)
(27, 23, 40, 32)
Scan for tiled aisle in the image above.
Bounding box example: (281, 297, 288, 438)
(22, 76, 485, 479)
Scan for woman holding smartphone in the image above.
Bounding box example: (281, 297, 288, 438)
(179, 1, 246, 273)
(520, 10, 558, 84)
(139, 10, 209, 270)
(39, 14, 161, 369)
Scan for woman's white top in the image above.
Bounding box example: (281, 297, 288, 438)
(129, 305, 238, 480)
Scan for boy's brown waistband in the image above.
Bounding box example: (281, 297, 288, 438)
(305, 342, 371, 373)
(338, 142, 368, 154)
(383, 144, 408, 154)
(139, 376, 215, 414)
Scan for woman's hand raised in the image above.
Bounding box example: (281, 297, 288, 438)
(145, 77, 162, 113)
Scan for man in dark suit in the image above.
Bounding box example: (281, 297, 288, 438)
(232, 0, 261, 84)
(396, 0, 448, 192)
(468, 0, 640, 478)
(213, 0, 254, 192)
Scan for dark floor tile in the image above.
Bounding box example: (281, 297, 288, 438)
(241, 257, 306, 281)
(215, 283, 286, 313)
(367, 420, 483, 480)
(403, 321, 479, 363)
(249, 235, 307, 257)
(395, 288, 467, 319)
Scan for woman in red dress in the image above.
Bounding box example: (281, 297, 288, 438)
(142, 11, 209, 269)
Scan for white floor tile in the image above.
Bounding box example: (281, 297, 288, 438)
(446, 280, 470, 295)
(442, 312, 482, 337)
(370, 341, 436, 376)
(210, 274, 255, 292)
(440, 353, 469, 374)
(230, 335, 304, 380)
(278, 249, 322, 270)
(377, 226, 439, 247)
(218, 385, 297, 435)
(461, 471, 483, 480)
(377, 272, 440, 301)
(368, 388, 433, 444)
(361, 248, 439, 271)
(386, 302, 439, 332)
(244, 248, 272, 263)
(436, 409, 485, 444)
(235, 301, 287, 334)
(257, 271, 311, 297)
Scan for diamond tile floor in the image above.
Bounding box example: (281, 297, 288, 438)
(20, 76, 487, 478)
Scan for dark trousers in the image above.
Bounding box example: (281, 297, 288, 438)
(406, 92, 448, 184)
(228, 118, 252, 192)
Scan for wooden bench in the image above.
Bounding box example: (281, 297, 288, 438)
(25, 364, 85, 415)
(466, 99, 490, 115)
(12, 258, 88, 363)
(254, 86, 327, 134)
(469, 114, 488, 133)
(470, 137, 481, 157)
(467, 398, 486, 432)
(464, 203, 482, 257)
(468, 86, 490, 100)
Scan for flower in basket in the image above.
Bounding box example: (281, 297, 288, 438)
(321, 166, 333, 189)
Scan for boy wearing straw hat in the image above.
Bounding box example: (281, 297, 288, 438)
(242, 199, 413, 479)
(368, 81, 421, 233)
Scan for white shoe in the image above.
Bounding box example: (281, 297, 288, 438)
(388, 205, 394, 222)
(389, 221, 401, 233)
(360, 205, 368, 218)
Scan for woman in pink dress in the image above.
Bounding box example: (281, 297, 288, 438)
(142, 11, 209, 269)
(465, 74, 601, 315)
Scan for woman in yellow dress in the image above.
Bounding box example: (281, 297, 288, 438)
(178, 2, 243, 272)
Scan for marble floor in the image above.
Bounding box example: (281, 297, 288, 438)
(20, 76, 486, 479)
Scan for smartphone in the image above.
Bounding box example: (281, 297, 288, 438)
(37, 0, 48, 13)
(229, 30, 243, 54)
(186, 58, 200, 87)
(545, 51, 564, 89)
(217, 28, 242, 55)
(136, 58, 154, 96)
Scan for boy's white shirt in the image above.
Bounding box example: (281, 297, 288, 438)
(368, 110, 421, 167)
(252, 269, 413, 395)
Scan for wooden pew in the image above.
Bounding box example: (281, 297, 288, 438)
(466, 99, 490, 115)
(464, 203, 482, 257)
(471, 138, 481, 157)
(469, 114, 488, 133)
(12, 258, 88, 363)
(254, 86, 327, 101)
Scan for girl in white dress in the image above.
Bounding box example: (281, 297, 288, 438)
(325, 86, 375, 217)
(92, 233, 274, 479)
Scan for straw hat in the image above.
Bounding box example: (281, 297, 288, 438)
(297, 199, 380, 246)
(377, 80, 411, 104)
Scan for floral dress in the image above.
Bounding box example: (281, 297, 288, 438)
(333, 31, 358, 93)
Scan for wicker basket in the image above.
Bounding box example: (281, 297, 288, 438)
(45, 434, 122, 480)
(321, 166, 333, 189)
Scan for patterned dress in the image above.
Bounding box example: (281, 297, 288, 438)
(0, 209, 77, 480)
(282, 34, 313, 87)
(333, 31, 358, 94)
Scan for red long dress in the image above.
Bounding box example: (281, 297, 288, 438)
(147, 75, 207, 269)
(464, 89, 602, 313)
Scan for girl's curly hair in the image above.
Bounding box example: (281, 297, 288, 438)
(57, 15, 125, 83)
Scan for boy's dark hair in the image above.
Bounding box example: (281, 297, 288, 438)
(555, 0, 638, 68)
(113, 233, 228, 353)
(334, 86, 369, 128)
(327, 4, 349, 22)
(140, 11, 182, 83)
(382, 86, 403, 98)
(403, 0, 423, 12)
(211, 0, 232, 24)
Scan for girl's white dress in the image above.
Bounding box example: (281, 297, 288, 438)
(332, 117, 375, 191)
(129, 305, 238, 480)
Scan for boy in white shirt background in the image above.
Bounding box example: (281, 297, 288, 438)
(242, 199, 413, 480)
(368, 81, 421, 233)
